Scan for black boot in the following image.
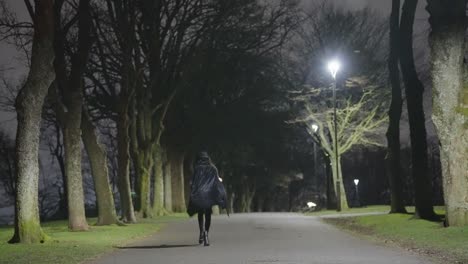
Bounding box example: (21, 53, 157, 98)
(203, 231, 210, 246)
(198, 231, 204, 244)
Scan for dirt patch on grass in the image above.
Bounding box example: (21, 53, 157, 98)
(323, 217, 467, 264)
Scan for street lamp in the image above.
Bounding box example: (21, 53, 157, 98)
(354, 179, 360, 207)
(311, 123, 319, 133)
(328, 59, 341, 211)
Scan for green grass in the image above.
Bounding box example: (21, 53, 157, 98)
(323, 208, 468, 263)
(304, 205, 391, 216)
(304, 205, 446, 216)
(0, 214, 188, 264)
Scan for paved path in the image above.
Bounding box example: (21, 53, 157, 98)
(90, 213, 433, 264)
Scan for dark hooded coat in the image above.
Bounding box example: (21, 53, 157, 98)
(187, 156, 228, 216)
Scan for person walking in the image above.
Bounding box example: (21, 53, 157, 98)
(187, 151, 227, 246)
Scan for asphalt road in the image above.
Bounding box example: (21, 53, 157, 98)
(90, 213, 433, 264)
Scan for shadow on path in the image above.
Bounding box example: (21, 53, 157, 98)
(117, 244, 199, 250)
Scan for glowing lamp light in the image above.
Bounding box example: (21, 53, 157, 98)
(307, 202, 316, 208)
(311, 124, 319, 133)
(354, 179, 360, 186)
(328, 59, 341, 79)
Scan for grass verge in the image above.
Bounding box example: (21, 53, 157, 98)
(304, 205, 391, 216)
(323, 211, 468, 264)
(0, 214, 188, 264)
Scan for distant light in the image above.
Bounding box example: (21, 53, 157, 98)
(354, 179, 360, 186)
(328, 59, 341, 79)
(307, 202, 316, 208)
(311, 124, 319, 133)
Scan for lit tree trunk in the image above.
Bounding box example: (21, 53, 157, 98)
(81, 110, 119, 225)
(387, 0, 407, 214)
(117, 108, 136, 223)
(152, 145, 166, 216)
(399, 0, 436, 220)
(427, 0, 468, 226)
(330, 154, 348, 210)
(9, 0, 55, 244)
(63, 114, 88, 230)
(163, 149, 173, 212)
(170, 149, 186, 213)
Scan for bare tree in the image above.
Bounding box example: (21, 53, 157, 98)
(399, 0, 437, 220)
(290, 87, 387, 210)
(50, 0, 93, 231)
(386, 0, 407, 214)
(290, 3, 389, 210)
(7, 0, 55, 244)
(427, 0, 467, 226)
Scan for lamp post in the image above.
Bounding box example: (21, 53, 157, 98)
(311, 123, 319, 176)
(354, 179, 360, 207)
(328, 59, 341, 211)
(311, 123, 319, 190)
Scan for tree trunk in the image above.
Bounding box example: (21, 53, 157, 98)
(427, 0, 468, 226)
(63, 116, 88, 231)
(116, 107, 136, 223)
(170, 149, 186, 213)
(386, 0, 407, 214)
(229, 192, 235, 214)
(399, 0, 436, 220)
(81, 110, 119, 225)
(325, 157, 336, 209)
(135, 148, 153, 218)
(330, 154, 349, 210)
(9, 0, 55, 244)
(163, 149, 173, 212)
(152, 145, 166, 216)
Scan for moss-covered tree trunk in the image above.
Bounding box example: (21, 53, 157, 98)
(81, 111, 119, 225)
(116, 104, 136, 223)
(163, 149, 173, 212)
(387, 0, 407, 214)
(170, 149, 186, 213)
(399, 0, 436, 220)
(427, 0, 468, 226)
(135, 147, 153, 218)
(152, 145, 166, 216)
(9, 0, 55, 244)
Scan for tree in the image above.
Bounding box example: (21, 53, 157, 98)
(51, 0, 93, 231)
(85, 0, 138, 223)
(386, 0, 407, 214)
(7, 0, 55, 243)
(81, 110, 120, 225)
(290, 88, 387, 210)
(290, 3, 388, 210)
(399, 0, 436, 220)
(427, 0, 468, 226)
